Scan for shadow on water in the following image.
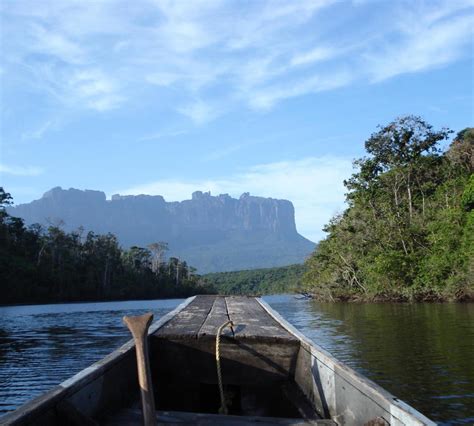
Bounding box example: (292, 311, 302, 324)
(265, 295, 474, 425)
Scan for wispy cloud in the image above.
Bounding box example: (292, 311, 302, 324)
(177, 100, 221, 124)
(31, 24, 86, 65)
(21, 120, 55, 141)
(290, 47, 337, 67)
(138, 130, 187, 142)
(115, 156, 353, 242)
(367, 6, 474, 82)
(0, 164, 44, 176)
(248, 71, 353, 110)
(1, 0, 472, 120)
(203, 144, 245, 161)
(68, 69, 123, 111)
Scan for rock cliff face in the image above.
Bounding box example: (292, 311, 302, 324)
(8, 187, 315, 273)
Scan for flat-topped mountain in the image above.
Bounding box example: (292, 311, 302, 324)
(8, 187, 315, 273)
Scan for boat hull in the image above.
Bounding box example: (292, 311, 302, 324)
(1, 296, 435, 425)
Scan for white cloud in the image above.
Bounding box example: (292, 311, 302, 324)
(21, 120, 55, 141)
(1, 0, 472, 119)
(115, 156, 353, 242)
(31, 24, 86, 65)
(0, 164, 44, 177)
(368, 9, 474, 82)
(138, 130, 187, 142)
(290, 47, 336, 67)
(177, 100, 221, 124)
(248, 71, 352, 110)
(68, 69, 123, 111)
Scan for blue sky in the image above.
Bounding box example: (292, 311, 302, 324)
(0, 0, 473, 242)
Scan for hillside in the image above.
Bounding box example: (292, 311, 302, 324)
(8, 189, 314, 273)
(203, 264, 306, 295)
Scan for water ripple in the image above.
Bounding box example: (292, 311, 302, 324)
(0, 299, 182, 415)
(263, 295, 474, 426)
(0, 296, 473, 425)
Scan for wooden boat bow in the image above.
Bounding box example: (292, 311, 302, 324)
(1, 296, 436, 426)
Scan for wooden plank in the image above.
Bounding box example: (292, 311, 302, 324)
(152, 338, 299, 385)
(155, 296, 215, 339)
(226, 296, 296, 342)
(104, 408, 337, 425)
(198, 296, 233, 338)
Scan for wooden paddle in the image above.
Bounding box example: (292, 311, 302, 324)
(123, 312, 156, 426)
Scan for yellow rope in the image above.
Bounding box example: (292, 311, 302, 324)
(216, 320, 233, 415)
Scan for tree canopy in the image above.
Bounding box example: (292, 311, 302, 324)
(0, 189, 213, 305)
(304, 117, 473, 302)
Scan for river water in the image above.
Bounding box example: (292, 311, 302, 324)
(0, 295, 473, 425)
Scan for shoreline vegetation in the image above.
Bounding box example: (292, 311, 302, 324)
(203, 264, 306, 295)
(0, 191, 214, 305)
(1, 116, 472, 305)
(303, 117, 473, 303)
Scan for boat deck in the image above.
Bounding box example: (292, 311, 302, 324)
(151, 296, 303, 404)
(155, 295, 297, 342)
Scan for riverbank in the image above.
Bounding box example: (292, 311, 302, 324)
(307, 288, 474, 303)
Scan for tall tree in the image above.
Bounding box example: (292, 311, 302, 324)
(147, 242, 169, 273)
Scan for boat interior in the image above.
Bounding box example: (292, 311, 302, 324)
(104, 295, 326, 425)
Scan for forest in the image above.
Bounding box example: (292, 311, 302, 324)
(0, 189, 213, 305)
(202, 264, 305, 295)
(303, 116, 473, 302)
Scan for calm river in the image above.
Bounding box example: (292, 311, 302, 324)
(0, 295, 473, 425)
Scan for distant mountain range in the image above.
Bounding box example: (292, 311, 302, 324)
(8, 187, 315, 273)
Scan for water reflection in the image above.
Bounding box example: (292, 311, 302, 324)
(265, 295, 474, 425)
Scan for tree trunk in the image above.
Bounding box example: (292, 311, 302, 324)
(103, 258, 110, 296)
(407, 183, 413, 222)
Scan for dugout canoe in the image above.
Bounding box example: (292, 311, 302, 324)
(1, 295, 435, 425)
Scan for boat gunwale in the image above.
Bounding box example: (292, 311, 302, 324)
(0, 296, 196, 425)
(257, 297, 436, 426)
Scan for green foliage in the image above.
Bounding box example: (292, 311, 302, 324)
(461, 174, 474, 211)
(0, 188, 214, 305)
(304, 118, 473, 302)
(203, 264, 306, 295)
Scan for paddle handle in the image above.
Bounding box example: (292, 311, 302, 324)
(123, 313, 156, 426)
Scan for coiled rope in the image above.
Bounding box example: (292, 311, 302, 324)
(215, 320, 234, 415)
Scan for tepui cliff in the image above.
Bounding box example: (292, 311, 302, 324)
(8, 187, 315, 273)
